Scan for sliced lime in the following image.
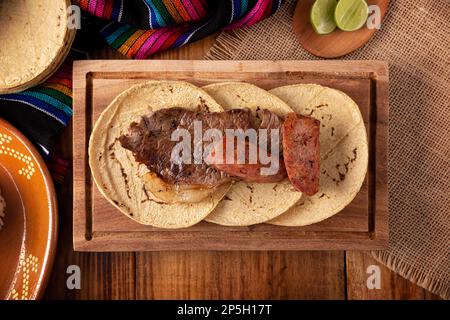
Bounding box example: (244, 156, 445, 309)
(310, 0, 338, 35)
(334, 0, 369, 32)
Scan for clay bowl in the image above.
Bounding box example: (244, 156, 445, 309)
(0, 118, 57, 300)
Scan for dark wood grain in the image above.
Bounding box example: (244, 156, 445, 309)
(346, 252, 441, 300)
(136, 251, 345, 299)
(43, 36, 437, 300)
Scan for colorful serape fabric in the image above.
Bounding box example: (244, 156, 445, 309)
(78, 0, 282, 58)
(0, 61, 73, 154)
(0, 60, 73, 183)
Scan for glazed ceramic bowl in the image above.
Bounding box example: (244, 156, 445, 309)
(0, 118, 57, 300)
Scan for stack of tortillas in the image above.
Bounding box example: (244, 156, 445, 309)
(89, 81, 368, 228)
(0, 0, 75, 94)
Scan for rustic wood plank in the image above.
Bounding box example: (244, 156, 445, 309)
(153, 34, 218, 60)
(424, 290, 442, 300)
(346, 251, 429, 300)
(136, 251, 345, 299)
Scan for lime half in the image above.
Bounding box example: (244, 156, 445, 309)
(335, 0, 369, 32)
(310, 0, 338, 35)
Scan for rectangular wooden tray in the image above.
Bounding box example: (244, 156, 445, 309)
(73, 60, 389, 251)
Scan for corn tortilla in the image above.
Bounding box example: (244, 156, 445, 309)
(268, 84, 368, 226)
(0, 0, 74, 93)
(203, 82, 303, 226)
(89, 81, 232, 229)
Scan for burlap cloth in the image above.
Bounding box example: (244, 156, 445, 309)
(205, 0, 450, 299)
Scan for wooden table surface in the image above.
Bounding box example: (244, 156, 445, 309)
(44, 35, 439, 300)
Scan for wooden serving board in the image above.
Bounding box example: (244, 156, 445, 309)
(73, 60, 389, 251)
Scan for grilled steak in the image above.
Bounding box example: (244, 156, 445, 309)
(282, 113, 320, 196)
(119, 108, 320, 193)
(206, 138, 288, 183)
(258, 108, 284, 131)
(119, 108, 253, 187)
(206, 109, 286, 183)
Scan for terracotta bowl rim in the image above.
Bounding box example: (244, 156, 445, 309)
(0, 118, 58, 300)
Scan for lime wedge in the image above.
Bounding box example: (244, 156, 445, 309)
(334, 0, 369, 32)
(310, 0, 338, 35)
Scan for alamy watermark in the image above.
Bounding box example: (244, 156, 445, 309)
(67, 5, 81, 30)
(66, 265, 81, 290)
(170, 121, 281, 176)
(367, 5, 383, 30)
(64, 264, 382, 292)
(65, 5, 383, 31)
(366, 265, 382, 290)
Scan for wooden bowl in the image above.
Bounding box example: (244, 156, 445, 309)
(293, 0, 389, 58)
(0, 119, 57, 300)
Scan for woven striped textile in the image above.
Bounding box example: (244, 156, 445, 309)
(0, 64, 73, 127)
(0, 61, 73, 153)
(78, 0, 282, 58)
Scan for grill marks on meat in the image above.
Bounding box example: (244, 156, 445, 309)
(282, 113, 320, 196)
(259, 109, 283, 131)
(119, 108, 321, 196)
(206, 109, 286, 183)
(206, 137, 287, 183)
(119, 108, 253, 187)
(258, 109, 284, 155)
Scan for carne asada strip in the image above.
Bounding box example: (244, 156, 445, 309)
(282, 113, 320, 196)
(119, 108, 253, 187)
(206, 138, 287, 183)
(206, 109, 287, 182)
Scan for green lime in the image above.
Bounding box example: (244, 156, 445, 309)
(334, 0, 369, 32)
(310, 0, 338, 35)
